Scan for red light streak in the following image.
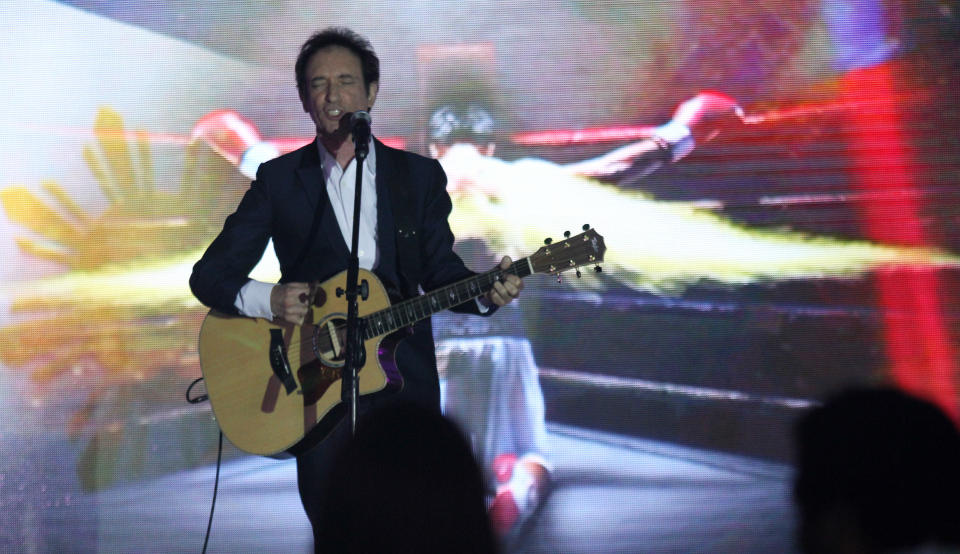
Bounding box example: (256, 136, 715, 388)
(511, 125, 657, 146)
(840, 64, 959, 420)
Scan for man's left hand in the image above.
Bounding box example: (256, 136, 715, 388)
(483, 256, 524, 307)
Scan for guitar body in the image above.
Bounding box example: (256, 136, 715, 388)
(196, 228, 606, 458)
(198, 268, 404, 457)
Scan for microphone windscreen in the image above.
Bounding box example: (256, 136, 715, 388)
(351, 111, 372, 126)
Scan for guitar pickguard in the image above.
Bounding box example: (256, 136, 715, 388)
(297, 360, 341, 405)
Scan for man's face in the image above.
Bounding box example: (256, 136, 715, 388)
(302, 45, 378, 139)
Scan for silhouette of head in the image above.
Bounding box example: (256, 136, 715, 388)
(318, 401, 498, 553)
(794, 387, 960, 553)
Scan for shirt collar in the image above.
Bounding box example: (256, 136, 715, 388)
(317, 136, 377, 176)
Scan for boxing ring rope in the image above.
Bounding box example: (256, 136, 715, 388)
(537, 367, 816, 410)
(16, 93, 929, 150)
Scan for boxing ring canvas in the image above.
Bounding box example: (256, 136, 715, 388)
(1, 1, 958, 552)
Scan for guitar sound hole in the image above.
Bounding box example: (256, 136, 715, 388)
(312, 317, 347, 367)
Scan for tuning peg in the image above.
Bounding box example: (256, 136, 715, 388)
(564, 230, 571, 238)
(576, 268, 582, 278)
(544, 237, 552, 245)
(582, 223, 590, 231)
(556, 273, 562, 284)
(594, 265, 602, 273)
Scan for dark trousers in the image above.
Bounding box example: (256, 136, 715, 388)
(296, 329, 443, 551)
(296, 414, 354, 551)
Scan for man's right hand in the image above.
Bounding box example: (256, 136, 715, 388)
(270, 282, 312, 325)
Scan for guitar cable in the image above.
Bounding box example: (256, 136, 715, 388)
(186, 377, 222, 554)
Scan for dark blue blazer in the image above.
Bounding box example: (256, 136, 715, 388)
(190, 137, 487, 408)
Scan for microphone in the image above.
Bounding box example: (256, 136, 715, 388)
(351, 110, 372, 158)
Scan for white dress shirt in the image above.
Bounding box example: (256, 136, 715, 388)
(234, 138, 379, 319)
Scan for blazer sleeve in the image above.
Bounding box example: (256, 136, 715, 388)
(189, 171, 274, 315)
(416, 158, 495, 317)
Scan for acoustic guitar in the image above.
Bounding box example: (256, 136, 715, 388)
(197, 227, 605, 456)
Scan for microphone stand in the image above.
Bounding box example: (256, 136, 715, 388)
(342, 122, 369, 436)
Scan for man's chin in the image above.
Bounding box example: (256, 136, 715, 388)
(316, 125, 348, 140)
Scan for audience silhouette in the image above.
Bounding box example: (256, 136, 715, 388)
(316, 401, 498, 553)
(794, 386, 960, 553)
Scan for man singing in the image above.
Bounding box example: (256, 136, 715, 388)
(189, 27, 522, 548)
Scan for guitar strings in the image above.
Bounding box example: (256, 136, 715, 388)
(207, 231, 602, 375)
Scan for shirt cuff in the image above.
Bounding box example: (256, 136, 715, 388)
(235, 279, 275, 319)
(652, 120, 695, 162)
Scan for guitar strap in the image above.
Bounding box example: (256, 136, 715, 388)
(389, 153, 423, 300)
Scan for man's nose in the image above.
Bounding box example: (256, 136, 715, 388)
(324, 83, 340, 102)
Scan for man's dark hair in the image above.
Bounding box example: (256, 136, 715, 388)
(295, 27, 380, 102)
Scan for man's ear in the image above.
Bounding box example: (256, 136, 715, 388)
(366, 81, 379, 110)
(300, 90, 310, 113)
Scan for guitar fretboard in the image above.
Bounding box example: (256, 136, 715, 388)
(361, 257, 534, 340)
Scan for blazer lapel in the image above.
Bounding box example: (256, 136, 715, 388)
(295, 139, 351, 261)
(374, 139, 397, 278)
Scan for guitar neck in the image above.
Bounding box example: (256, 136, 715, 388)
(361, 257, 534, 340)
(360, 227, 606, 340)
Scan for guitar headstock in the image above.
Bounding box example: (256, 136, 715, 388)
(529, 227, 606, 276)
